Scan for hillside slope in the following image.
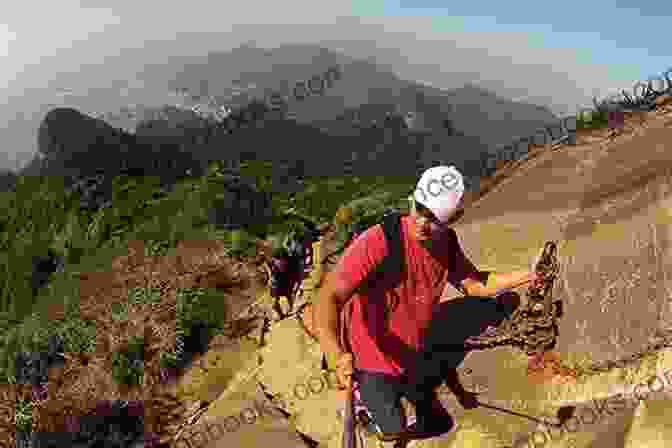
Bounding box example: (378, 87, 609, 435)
(5, 100, 672, 448)
(452, 101, 672, 365)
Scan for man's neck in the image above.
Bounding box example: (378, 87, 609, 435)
(419, 228, 451, 252)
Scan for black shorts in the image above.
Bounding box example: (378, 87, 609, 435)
(270, 269, 302, 298)
(355, 369, 454, 437)
(355, 293, 520, 438)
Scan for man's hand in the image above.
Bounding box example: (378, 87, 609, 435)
(335, 352, 354, 389)
(527, 271, 541, 286)
(530, 245, 548, 283)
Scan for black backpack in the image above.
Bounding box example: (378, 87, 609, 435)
(372, 209, 405, 280)
(327, 208, 403, 261)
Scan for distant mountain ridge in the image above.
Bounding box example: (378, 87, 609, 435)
(113, 43, 558, 148)
(1, 41, 562, 172)
(11, 43, 560, 187)
(125, 44, 558, 182)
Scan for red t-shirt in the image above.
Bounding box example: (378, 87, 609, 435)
(334, 215, 480, 376)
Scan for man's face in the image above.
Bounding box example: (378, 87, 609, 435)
(410, 198, 463, 243)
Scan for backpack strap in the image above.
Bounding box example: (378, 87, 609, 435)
(378, 211, 404, 325)
(379, 211, 404, 276)
(336, 212, 404, 363)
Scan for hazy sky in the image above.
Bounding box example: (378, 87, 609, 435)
(1, 0, 670, 170)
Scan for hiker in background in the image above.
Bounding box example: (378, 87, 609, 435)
(298, 218, 321, 277)
(282, 208, 321, 278)
(314, 165, 540, 442)
(265, 209, 323, 320)
(266, 242, 302, 320)
(265, 218, 317, 319)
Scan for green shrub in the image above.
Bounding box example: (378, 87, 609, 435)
(111, 335, 145, 386)
(54, 316, 97, 354)
(127, 287, 162, 306)
(0, 329, 22, 384)
(216, 228, 258, 259)
(0, 155, 418, 383)
(111, 351, 143, 386)
(576, 109, 610, 130)
(175, 287, 228, 338)
(159, 350, 179, 369)
(15, 398, 33, 432)
(111, 302, 129, 322)
(0, 299, 97, 384)
(127, 334, 145, 355)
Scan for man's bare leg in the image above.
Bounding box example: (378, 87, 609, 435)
(272, 297, 285, 320)
(443, 368, 478, 409)
(286, 283, 298, 315)
(443, 368, 467, 396)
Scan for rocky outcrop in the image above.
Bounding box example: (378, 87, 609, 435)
(37, 107, 131, 180)
(36, 107, 205, 195)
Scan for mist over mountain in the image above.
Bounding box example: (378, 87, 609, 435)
(3, 43, 559, 175)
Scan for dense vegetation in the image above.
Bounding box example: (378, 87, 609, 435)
(0, 149, 419, 385)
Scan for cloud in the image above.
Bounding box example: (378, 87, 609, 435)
(235, 16, 624, 115)
(1, 3, 121, 87)
(0, 24, 16, 57)
(0, 5, 651, 112)
(344, 16, 635, 113)
(0, 24, 18, 87)
(1, 4, 667, 169)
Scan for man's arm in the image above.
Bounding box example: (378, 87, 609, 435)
(461, 270, 535, 297)
(313, 270, 358, 358)
(313, 225, 387, 360)
(447, 229, 535, 297)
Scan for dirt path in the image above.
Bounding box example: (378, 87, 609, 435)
(167, 238, 326, 445)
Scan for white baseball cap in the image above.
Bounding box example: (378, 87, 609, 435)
(412, 165, 465, 223)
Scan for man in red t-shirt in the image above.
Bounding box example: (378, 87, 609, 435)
(314, 165, 539, 441)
